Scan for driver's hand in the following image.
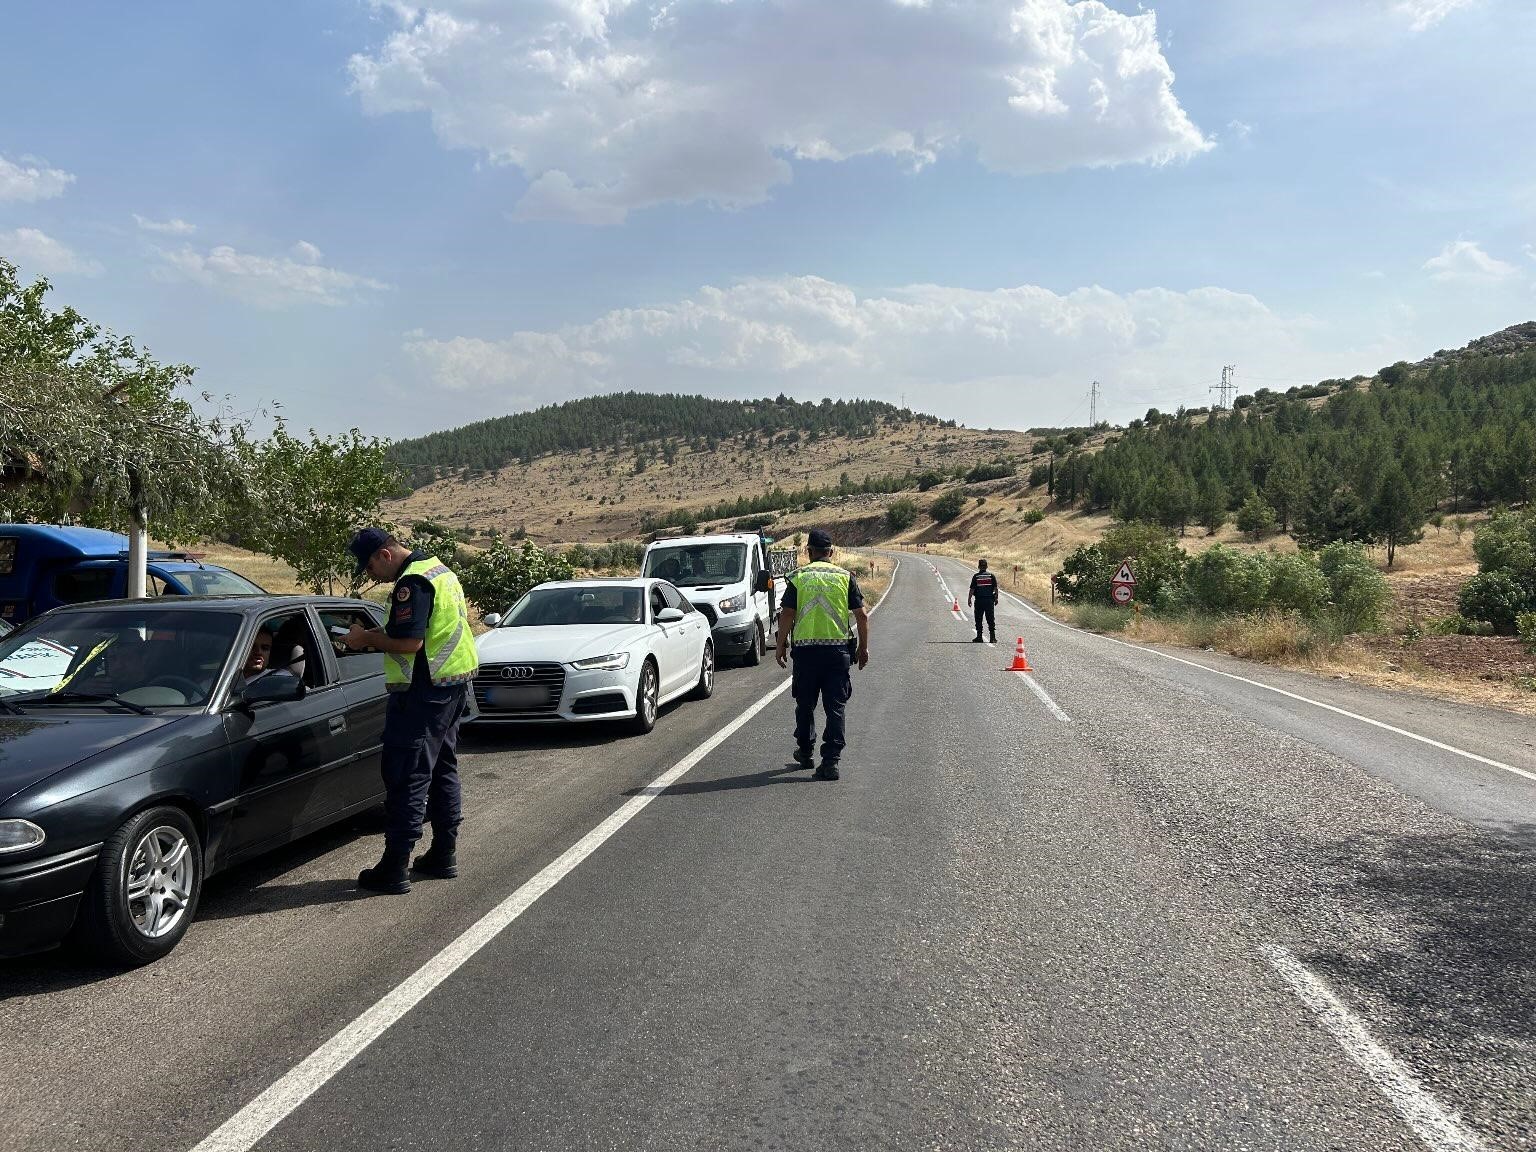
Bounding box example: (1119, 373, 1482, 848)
(343, 623, 372, 651)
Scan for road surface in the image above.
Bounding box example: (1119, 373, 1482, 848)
(2, 553, 1532, 1151)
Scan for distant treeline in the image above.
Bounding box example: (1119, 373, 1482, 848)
(1037, 350, 1536, 564)
(389, 392, 950, 488)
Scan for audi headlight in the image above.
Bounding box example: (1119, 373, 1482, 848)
(570, 652, 630, 671)
(718, 594, 746, 614)
(0, 819, 45, 855)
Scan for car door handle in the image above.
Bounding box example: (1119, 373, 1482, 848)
(329, 717, 347, 734)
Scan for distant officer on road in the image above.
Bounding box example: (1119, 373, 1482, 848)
(775, 529, 870, 781)
(344, 528, 479, 894)
(969, 558, 998, 645)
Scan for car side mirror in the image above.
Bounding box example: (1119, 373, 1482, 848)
(656, 607, 685, 624)
(483, 613, 502, 628)
(755, 571, 773, 594)
(241, 669, 306, 705)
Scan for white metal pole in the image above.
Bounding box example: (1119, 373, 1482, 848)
(127, 512, 148, 598)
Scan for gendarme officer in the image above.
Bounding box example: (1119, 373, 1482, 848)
(344, 528, 479, 894)
(968, 558, 999, 644)
(775, 529, 870, 781)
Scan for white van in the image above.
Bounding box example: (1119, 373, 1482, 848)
(640, 533, 776, 665)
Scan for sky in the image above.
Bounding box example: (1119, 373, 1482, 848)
(3, 0, 1534, 439)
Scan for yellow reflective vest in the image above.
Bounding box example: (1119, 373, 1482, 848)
(789, 561, 853, 647)
(384, 557, 479, 692)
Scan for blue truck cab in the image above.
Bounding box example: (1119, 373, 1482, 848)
(0, 524, 266, 627)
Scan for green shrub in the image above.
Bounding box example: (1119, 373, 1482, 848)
(461, 539, 574, 616)
(1022, 508, 1046, 525)
(1517, 612, 1536, 654)
(1266, 553, 1329, 618)
(1429, 614, 1493, 637)
(929, 490, 967, 523)
(1235, 493, 1278, 540)
(1055, 522, 1185, 606)
(1459, 571, 1526, 635)
(1184, 546, 1273, 614)
(965, 460, 1015, 483)
(1329, 560, 1390, 632)
(885, 497, 919, 533)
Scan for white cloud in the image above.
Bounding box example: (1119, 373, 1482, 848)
(1524, 243, 1536, 263)
(0, 154, 75, 202)
(155, 242, 391, 308)
(1396, 0, 1477, 32)
(349, 0, 1211, 224)
(133, 214, 198, 236)
(1423, 240, 1521, 283)
(401, 274, 1341, 429)
(0, 228, 103, 278)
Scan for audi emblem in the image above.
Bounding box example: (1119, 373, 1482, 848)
(499, 665, 535, 681)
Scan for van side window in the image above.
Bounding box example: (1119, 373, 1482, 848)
(54, 568, 116, 605)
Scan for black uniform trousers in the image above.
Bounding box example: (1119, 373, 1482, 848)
(381, 682, 468, 853)
(791, 645, 853, 764)
(974, 599, 996, 641)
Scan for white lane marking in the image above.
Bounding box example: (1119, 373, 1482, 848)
(999, 590, 1536, 787)
(193, 555, 905, 1152)
(1261, 945, 1488, 1152)
(1013, 671, 1071, 724)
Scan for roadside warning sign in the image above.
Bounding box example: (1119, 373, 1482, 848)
(1113, 561, 1136, 585)
(1111, 583, 1134, 605)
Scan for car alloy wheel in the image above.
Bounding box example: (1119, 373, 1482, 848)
(693, 642, 715, 699)
(630, 660, 659, 734)
(743, 620, 764, 666)
(77, 804, 203, 966)
(127, 826, 194, 939)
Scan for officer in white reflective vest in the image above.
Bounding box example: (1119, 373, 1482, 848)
(344, 528, 478, 894)
(775, 529, 870, 781)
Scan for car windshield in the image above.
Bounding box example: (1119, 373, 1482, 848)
(162, 568, 265, 596)
(503, 585, 644, 626)
(0, 608, 244, 707)
(643, 543, 745, 587)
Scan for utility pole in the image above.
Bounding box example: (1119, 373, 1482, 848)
(1210, 364, 1237, 411)
(1088, 380, 1101, 427)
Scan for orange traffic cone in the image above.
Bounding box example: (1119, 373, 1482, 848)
(952, 597, 960, 612)
(1009, 637, 1033, 672)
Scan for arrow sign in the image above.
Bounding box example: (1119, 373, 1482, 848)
(1113, 561, 1136, 585)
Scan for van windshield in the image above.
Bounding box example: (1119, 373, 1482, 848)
(643, 543, 746, 587)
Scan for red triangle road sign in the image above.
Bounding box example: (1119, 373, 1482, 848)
(1113, 561, 1136, 585)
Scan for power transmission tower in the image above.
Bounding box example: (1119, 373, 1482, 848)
(1088, 380, 1101, 426)
(1210, 364, 1237, 411)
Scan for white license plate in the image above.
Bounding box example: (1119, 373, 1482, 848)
(487, 684, 549, 710)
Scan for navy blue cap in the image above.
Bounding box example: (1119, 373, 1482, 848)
(807, 529, 833, 550)
(347, 527, 392, 577)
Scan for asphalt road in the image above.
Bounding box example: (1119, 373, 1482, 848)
(2, 555, 1532, 1151)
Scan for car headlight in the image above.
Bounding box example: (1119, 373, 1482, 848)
(718, 594, 746, 614)
(0, 819, 45, 855)
(570, 652, 630, 671)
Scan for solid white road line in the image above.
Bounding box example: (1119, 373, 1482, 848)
(1013, 671, 1071, 724)
(1260, 945, 1489, 1152)
(999, 590, 1536, 787)
(191, 556, 905, 1152)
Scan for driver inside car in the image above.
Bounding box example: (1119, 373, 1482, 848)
(242, 630, 273, 679)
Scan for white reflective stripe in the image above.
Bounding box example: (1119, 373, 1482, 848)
(428, 618, 467, 677)
(386, 653, 411, 679)
(420, 564, 450, 580)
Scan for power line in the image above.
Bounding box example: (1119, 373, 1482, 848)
(1088, 380, 1102, 426)
(1209, 364, 1237, 410)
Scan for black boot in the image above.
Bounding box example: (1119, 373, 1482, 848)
(413, 838, 459, 879)
(813, 761, 840, 781)
(793, 745, 815, 769)
(971, 636, 983, 643)
(358, 847, 412, 894)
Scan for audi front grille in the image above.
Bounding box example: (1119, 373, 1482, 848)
(474, 662, 567, 717)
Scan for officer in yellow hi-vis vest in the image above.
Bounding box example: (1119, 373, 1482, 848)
(343, 528, 478, 894)
(775, 529, 870, 781)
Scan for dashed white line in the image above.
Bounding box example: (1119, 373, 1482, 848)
(998, 590, 1536, 787)
(193, 561, 905, 1152)
(1261, 945, 1488, 1152)
(1013, 671, 1071, 724)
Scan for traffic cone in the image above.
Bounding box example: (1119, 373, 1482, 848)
(1009, 637, 1033, 672)
(952, 597, 960, 612)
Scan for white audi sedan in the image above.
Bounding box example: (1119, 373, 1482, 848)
(470, 578, 714, 734)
